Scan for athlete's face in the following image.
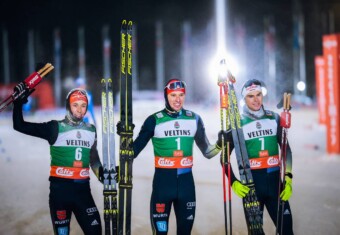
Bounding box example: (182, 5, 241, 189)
(70, 100, 87, 119)
(245, 91, 263, 111)
(167, 91, 185, 111)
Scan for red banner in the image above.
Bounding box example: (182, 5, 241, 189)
(323, 34, 340, 154)
(314, 56, 327, 125)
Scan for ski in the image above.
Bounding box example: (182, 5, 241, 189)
(276, 92, 291, 235)
(219, 59, 264, 234)
(0, 63, 54, 112)
(101, 78, 118, 235)
(117, 20, 134, 235)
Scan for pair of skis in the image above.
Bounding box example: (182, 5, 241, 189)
(218, 59, 264, 235)
(101, 20, 134, 235)
(101, 77, 118, 235)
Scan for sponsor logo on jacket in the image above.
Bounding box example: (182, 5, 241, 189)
(157, 158, 175, 167)
(247, 129, 273, 138)
(66, 139, 90, 147)
(164, 129, 191, 136)
(56, 168, 74, 177)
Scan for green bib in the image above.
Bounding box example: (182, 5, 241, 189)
(152, 110, 197, 158)
(50, 121, 96, 168)
(241, 112, 279, 159)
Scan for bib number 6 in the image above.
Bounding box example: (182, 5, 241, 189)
(75, 147, 83, 160)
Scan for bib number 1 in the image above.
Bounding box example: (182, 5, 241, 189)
(175, 137, 181, 150)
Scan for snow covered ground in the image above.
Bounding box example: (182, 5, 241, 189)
(0, 100, 339, 235)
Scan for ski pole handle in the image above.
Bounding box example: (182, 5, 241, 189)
(280, 93, 291, 128)
(24, 63, 54, 89)
(0, 63, 54, 112)
(218, 59, 236, 85)
(280, 112, 291, 128)
(283, 92, 291, 111)
(219, 85, 228, 109)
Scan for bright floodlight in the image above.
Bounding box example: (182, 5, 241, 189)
(297, 81, 306, 91)
(218, 60, 228, 78)
(208, 54, 239, 81)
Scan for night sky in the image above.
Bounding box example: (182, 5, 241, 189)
(0, 0, 339, 104)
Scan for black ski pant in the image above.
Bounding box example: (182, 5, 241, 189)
(49, 178, 102, 235)
(150, 168, 196, 235)
(252, 169, 294, 235)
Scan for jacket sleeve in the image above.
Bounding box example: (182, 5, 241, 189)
(194, 115, 221, 159)
(133, 115, 155, 158)
(90, 130, 103, 181)
(12, 101, 58, 145)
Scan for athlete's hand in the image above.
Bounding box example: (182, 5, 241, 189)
(232, 180, 250, 198)
(116, 122, 134, 134)
(98, 166, 104, 183)
(216, 129, 232, 148)
(280, 176, 293, 201)
(13, 82, 30, 106)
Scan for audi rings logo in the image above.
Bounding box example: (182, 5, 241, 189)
(186, 202, 196, 209)
(86, 207, 98, 214)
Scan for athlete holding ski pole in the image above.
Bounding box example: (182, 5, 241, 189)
(12, 85, 104, 235)
(224, 79, 294, 234)
(121, 78, 226, 235)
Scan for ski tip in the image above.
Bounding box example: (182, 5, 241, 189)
(122, 19, 127, 24)
(127, 21, 133, 31)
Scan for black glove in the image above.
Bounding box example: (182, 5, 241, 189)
(116, 121, 123, 136)
(13, 82, 30, 105)
(114, 166, 119, 181)
(116, 121, 135, 136)
(276, 97, 292, 110)
(216, 129, 232, 148)
(14, 82, 26, 94)
(98, 166, 104, 183)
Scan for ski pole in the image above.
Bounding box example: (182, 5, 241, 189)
(218, 59, 232, 235)
(219, 82, 228, 235)
(227, 141, 232, 235)
(0, 63, 54, 112)
(276, 92, 291, 235)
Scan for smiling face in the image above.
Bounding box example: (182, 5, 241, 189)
(244, 90, 263, 111)
(70, 100, 87, 119)
(167, 91, 185, 112)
